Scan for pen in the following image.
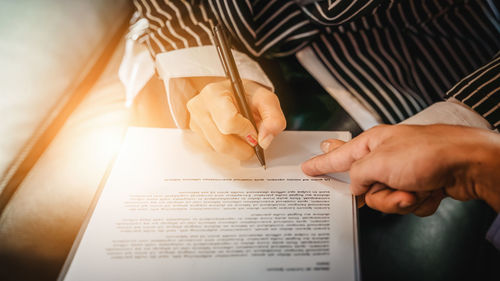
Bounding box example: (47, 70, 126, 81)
(212, 24, 266, 169)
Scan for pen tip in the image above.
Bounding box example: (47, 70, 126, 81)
(263, 164, 267, 170)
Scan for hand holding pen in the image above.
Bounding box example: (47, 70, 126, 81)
(185, 26, 286, 162)
(212, 25, 267, 168)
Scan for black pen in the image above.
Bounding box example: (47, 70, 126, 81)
(212, 24, 266, 169)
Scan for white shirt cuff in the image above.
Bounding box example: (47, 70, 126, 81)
(156, 46, 274, 128)
(401, 98, 493, 130)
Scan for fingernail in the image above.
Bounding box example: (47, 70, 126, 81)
(259, 134, 274, 150)
(399, 201, 414, 208)
(246, 135, 258, 147)
(320, 141, 331, 153)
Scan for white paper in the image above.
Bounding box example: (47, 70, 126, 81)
(61, 128, 358, 281)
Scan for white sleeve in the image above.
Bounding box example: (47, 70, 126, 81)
(400, 98, 493, 130)
(118, 16, 156, 107)
(155, 46, 274, 128)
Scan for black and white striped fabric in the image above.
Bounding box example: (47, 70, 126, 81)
(133, 0, 500, 129)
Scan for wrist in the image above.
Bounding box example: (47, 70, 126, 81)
(463, 130, 500, 212)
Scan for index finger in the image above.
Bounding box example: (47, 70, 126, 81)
(301, 125, 392, 176)
(301, 135, 370, 176)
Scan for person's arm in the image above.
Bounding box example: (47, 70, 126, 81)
(124, 1, 286, 159)
(302, 124, 500, 216)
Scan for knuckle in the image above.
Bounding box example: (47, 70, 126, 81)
(212, 137, 232, 154)
(201, 81, 231, 98)
(364, 193, 374, 207)
(264, 114, 286, 133)
(201, 82, 219, 95)
(365, 195, 387, 214)
(218, 117, 239, 135)
(366, 124, 388, 136)
(186, 97, 201, 113)
(219, 95, 237, 110)
(373, 124, 389, 130)
(188, 119, 196, 131)
(375, 124, 391, 133)
(278, 117, 287, 131)
(217, 113, 240, 135)
(269, 115, 286, 131)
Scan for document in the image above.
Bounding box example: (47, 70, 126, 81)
(59, 128, 359, 281)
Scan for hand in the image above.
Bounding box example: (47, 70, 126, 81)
(302, 124, 500, 216)
(187, 79, 286, 160)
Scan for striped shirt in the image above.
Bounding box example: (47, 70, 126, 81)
(132, 0, 500, 130)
